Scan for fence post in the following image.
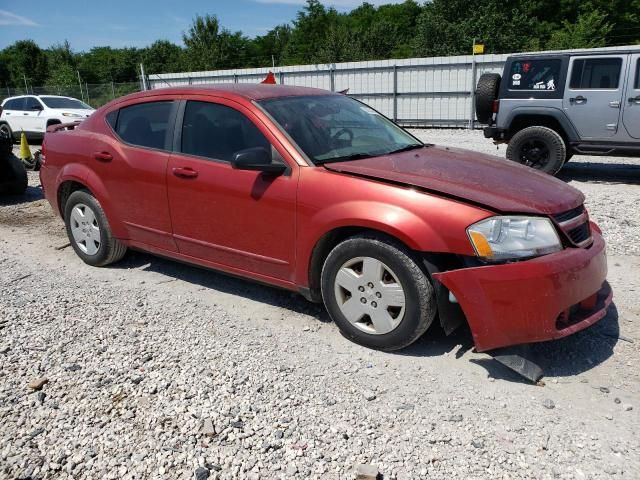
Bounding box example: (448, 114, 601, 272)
(469, 57, 478, 129)
(393, 65, 398, 123)
(279, 72, 284, 85)
(330, 66, 335, 92)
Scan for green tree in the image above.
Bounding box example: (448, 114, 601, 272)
(2, 40, 49, 88)
(413, 0, 541, 56)
(547, 10, 613, 49)
(141, 40, 185, 75)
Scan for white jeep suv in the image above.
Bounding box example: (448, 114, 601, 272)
(0, 95, 95, 142)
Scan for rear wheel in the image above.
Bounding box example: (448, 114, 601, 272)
(64, 190, 127, 266)
(321, 233, 436, 351)
(0, 123, 13, 145)
(506, 126, 566, 175)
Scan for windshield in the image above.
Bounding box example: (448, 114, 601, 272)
(40, 97, 93, 110)
(258, 95, 422, 164)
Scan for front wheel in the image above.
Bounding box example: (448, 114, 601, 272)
(321, 233, 436, 351)
(506, 126, 566, 175)
(64, 189, 127, 266)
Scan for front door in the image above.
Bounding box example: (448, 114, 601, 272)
(623, 54, 640, 139)
(167, 98, 298, 282)
(563, 55, 627, 139)
(22, 96, 46, 135)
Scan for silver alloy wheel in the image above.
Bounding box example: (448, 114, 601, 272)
(333, 256, 406, 335)
(69, 203, 101, 255)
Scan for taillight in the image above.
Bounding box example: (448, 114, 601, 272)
(492, 100, 500, 114)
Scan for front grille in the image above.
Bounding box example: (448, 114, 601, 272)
(552, 205, 592, 247)
(568, 223, 591, 244)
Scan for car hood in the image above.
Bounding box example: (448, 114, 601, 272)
(323, 145, 584, 215)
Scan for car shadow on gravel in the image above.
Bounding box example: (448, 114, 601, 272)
(115, 250, 330, 321)
(559, 162, 640, 184)
(0, 185, 43, 206)
(470, 303, 621, 383)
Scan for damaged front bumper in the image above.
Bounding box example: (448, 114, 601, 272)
(433, 229, 611, 352)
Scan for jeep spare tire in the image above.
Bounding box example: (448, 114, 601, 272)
(475, 73, 501, 124)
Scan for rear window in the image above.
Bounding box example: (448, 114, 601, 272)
(3, 98, 25, 110)
(115, 101, 174, 150)
(508, 59, 562, 91)
(570, 57, 622, 89)
(635, 59, 640, 90)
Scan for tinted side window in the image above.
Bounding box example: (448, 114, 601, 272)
(115, 101, 173, 150)
(635, 59, 640, 90)
(24, 97, 43, 110)
(508, 59, 562, 91)
(106, 110, 118, 130)
(4, 98, 25, 110)
(181, 101, 271, 162)
(570, 58, 622, 89)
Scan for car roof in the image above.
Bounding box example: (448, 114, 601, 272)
(120, 84, 337, 103)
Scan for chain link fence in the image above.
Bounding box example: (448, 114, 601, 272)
(1, 82, 142, 109)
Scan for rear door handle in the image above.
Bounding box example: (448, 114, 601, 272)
(172, 167, 198, 179)
(570, 96, 587, 104)
(92, 151, 113, 162)
(629, 95, 640, 104)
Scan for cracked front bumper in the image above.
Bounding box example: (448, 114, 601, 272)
(433, 229, 610, 352)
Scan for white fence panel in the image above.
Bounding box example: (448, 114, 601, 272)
(148, 53, 512, 127)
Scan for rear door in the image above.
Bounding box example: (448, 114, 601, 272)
(563, 55, 627, 139)
(2, 97, 27, 132)
(93, 99, 179, 251)
(167, 98, 298, 282)
(622, 53, 640, 139)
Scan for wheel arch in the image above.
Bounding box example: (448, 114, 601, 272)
(504, 108, 579, 144)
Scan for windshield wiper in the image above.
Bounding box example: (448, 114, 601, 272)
(315, 153, 376, 165)
(384, 143, 424, 155)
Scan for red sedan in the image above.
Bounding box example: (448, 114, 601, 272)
(39, 85, 611, 352)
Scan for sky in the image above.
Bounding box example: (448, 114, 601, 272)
(0, 0, 404, 51)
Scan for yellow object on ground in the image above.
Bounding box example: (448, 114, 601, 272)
(19, 131, 32, 161)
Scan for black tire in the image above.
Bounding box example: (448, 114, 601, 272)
(475, 73, 501, 124)
(0, 126, 13, 155)
(321, 233, 436, 351)
(0, 153, 28, 195)
(64, 189, 127, 267)
(506, 126, 566, 175)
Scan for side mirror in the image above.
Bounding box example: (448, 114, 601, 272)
(231, 147, 286, 175)
(31, 104, 44, 111)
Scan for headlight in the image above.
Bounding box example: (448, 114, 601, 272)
(62, 112, 83, 118)
(467, 216, 562, 261)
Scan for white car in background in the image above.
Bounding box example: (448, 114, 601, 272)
(0, 95, 95, 142)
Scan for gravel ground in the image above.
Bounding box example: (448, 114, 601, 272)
(1, 135, 639, 480)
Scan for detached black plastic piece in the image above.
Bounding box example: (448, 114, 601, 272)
(489, 345, 544, 383)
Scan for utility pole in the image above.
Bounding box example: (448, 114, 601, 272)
(140, 63, 147, 91)
(272, 55, 275, 70)
(77, 70, 85, 102)
(469, 38, 478, 130)
(23, 74, 28, 93)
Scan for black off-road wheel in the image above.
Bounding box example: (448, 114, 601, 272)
(475, 73, 501, 124)
(64, 189, 127, 267)
(321, 233, 436, 351)
(0, 124, 13, 147)
(506, 126, 566, 175)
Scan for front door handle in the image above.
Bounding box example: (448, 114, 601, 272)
(172, 167, 198, 179)
(609, 100, 621, 108)
(629, 95, 640, 104)
(93, 151, 113, 162)
(570, 96, 587, 104)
